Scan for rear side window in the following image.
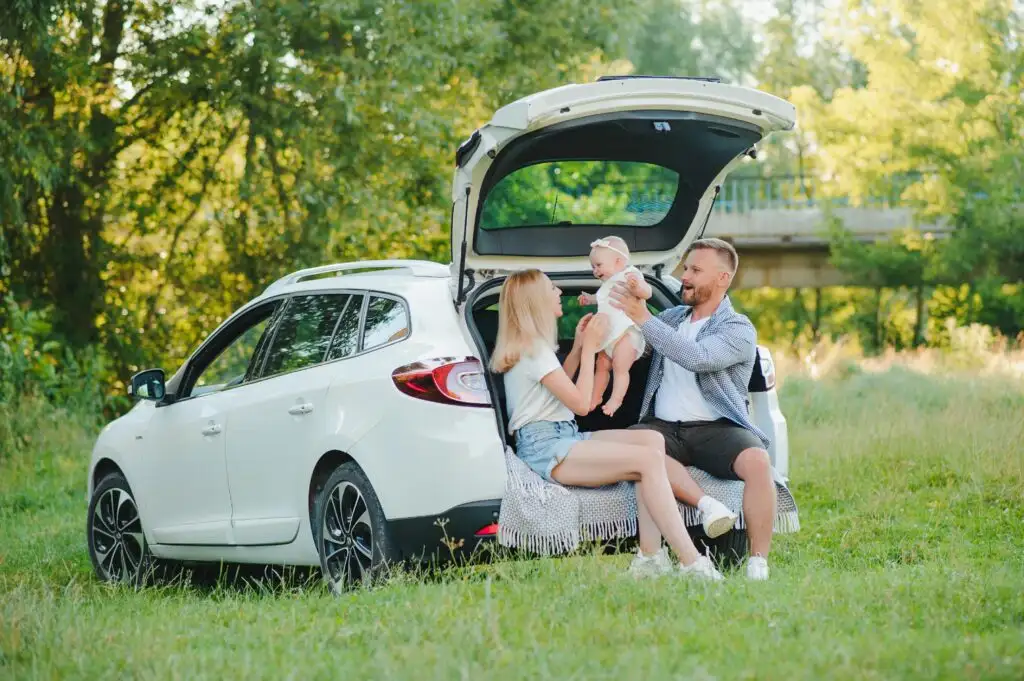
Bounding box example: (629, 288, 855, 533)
(260, 294, 348, 378)
(325, 294, 363, 361)
(362, 296, 409, 350)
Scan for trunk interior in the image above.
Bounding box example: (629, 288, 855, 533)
(466, 274, 683, 445)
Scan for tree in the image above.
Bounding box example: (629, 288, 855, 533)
(798, 0, 1022, 340)
(626, 0, 759, 85)
(2, 0, 649, 381)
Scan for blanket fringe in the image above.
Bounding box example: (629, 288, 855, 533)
(580, 515, 637, 542)
(497, 526, 579, 556)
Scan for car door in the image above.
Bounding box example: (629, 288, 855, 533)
(141, 301, 281, 545)
(222, 291, 362, 545)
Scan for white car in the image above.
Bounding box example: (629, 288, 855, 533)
(86, 76, 795, 591)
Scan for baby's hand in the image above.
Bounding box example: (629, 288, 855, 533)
(577, 292, 595, 307)
(624, 272, 652, 300)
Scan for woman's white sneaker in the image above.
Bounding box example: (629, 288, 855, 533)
(746, 556, 770, 581)
(676, 555, 724, 582)
(627, 547, 673, 579)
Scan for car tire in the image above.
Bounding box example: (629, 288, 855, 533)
(87, 472, 156, 586)
(313, 462, 397, 593)
(691, 527, 749, 569)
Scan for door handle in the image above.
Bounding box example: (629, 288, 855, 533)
(288, 403, 314, 416)
(201, 424, 222, 436)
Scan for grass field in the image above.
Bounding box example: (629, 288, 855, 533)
(2, 366, 1023, 680)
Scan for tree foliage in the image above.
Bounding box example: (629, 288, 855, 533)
(1, 0, 648, 380)
(2, 0, 1021, 401)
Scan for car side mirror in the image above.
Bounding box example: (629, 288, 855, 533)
(128, 369, 166, 401)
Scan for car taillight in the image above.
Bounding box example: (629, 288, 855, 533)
(391, 357, 491, 407)
(475, 523, 499, 537)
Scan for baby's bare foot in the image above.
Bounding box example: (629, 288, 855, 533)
(602, 398, 622, 417)
(589, 394, 604, 412)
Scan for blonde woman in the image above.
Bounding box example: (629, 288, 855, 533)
(491, 269, 723, 580)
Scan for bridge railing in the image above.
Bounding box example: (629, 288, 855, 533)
(713, 174, 920, 214)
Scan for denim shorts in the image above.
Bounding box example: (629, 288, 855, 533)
(514, 420, 592, 483)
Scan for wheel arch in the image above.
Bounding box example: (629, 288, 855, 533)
(92, 458, 127, 495)
(308, 450, 359, 529)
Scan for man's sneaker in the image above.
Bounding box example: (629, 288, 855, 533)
(699, 497, 738, 539)
(746, 555, 769, 581)
(627, 547, 673, 579)
(676, 555, 724, 582)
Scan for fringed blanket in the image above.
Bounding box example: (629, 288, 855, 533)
(497, 446, 800, 556)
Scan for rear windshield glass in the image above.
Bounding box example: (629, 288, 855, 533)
(479, 160, 679, 230)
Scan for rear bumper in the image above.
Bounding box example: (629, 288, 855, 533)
(387, 499, 502, 563)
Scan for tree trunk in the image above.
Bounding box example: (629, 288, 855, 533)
(44, 0, 131, 347)
(47, 185, 104, 347)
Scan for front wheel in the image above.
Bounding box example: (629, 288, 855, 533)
(313, 462, 397, 593)
(87, 472, 154, 586)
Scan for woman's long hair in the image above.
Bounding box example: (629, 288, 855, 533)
(490, 269, 558, 374)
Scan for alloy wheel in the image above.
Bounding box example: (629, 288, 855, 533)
(321, 481, 375, 588)
(90, 487, 146, 583)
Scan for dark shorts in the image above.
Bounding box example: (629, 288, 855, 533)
(629, 417, 762, 480)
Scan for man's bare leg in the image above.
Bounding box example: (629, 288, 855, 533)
(733, 447, 776, 557)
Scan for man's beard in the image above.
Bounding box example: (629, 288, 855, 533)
(681, 283, 713, 306)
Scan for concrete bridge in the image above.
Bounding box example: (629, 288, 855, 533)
(684, 175, 951, 289)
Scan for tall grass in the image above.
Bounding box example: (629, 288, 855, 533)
(1, 355, 1022, 680)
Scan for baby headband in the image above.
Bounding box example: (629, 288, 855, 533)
(590, 238, 629, 259)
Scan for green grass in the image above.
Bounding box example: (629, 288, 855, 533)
(2, 369, 1023, 680)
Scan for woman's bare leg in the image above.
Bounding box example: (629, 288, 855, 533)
(635, 491, 661, 555)
(551, 439, 701, 565)
(592, 430, 706, 507)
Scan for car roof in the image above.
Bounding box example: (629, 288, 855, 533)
(252, 259, 452, 304)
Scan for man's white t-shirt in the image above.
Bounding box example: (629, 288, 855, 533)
(504, 344, 574, 434)
(654, 316, 719, 423)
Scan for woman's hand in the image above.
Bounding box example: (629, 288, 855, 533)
(573, 313, 594, 344)
(582, 313, 609, 352)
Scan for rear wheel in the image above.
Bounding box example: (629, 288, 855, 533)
(87, 473, 154, 586)
(313, 462, 397, 593)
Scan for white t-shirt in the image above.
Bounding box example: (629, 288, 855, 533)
(504, 344, 574, 434)
(654, 316, 718, 423)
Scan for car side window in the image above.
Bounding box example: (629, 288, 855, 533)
(362, 295, 409, 350)
(325, 294, 363, 361)
(260, 294, 349, 378)
(191, 303, 279, 397)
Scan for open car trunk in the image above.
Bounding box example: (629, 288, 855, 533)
(449, 76, 797, 301)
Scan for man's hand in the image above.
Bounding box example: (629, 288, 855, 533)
(610, 281, 652, 325)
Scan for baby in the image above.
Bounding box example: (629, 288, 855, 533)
(577, 236, 651, 416)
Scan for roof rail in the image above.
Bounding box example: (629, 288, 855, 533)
(263, 259, 449, 295)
